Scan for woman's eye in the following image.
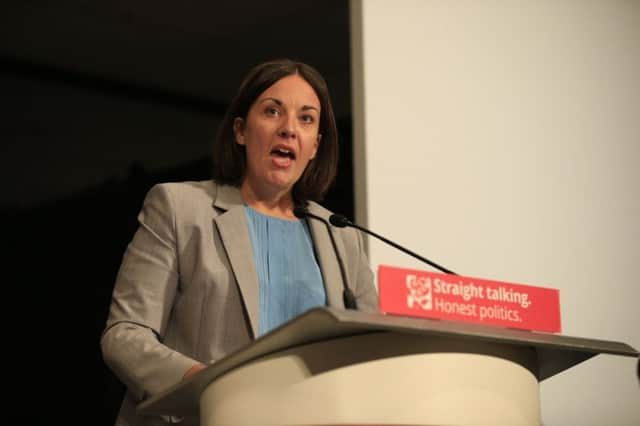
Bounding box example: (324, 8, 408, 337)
(265, 107, 279, 116)
(301, 115, 314, 124)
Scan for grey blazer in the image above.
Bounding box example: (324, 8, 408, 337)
(101, 180, 378, 425)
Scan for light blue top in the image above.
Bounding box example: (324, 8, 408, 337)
(244, 206, 327, 336)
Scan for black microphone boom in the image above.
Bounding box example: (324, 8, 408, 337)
(329, 214, 457, 275)
(293, 207, 358, 310)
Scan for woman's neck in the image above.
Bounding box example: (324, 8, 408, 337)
(240, 181, 296, 220)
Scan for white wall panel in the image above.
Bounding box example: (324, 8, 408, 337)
(351, 1, 640, 424)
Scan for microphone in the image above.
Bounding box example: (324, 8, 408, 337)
(329, 214, 457, 275)
(293, 206, 358, 310)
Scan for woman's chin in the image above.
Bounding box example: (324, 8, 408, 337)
(266, 171, 301, 191)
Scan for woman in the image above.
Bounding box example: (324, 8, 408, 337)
(101, 59, 378, 425)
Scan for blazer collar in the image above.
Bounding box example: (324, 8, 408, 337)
(212, 183, 244, 211)
(211, 184, 260, 337)
(210, 183, 348, 338)
(305, 202, 349, 309)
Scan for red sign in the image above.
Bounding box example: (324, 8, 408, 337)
(378, 264, 561, 333)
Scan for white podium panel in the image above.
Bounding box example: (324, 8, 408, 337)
(201, 332, 539, 426)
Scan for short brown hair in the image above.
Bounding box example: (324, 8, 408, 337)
(212, 58, 339, 203)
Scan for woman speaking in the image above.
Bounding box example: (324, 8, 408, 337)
(101, 58, 378, 426)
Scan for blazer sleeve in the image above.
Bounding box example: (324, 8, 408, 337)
(100, 184, 198, 401)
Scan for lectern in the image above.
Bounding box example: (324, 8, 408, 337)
(138, 307, 638, 426)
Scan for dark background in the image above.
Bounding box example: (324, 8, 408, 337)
(2, 2, 354, 423)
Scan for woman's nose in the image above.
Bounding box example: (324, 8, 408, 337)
(277, 115, 297, 139)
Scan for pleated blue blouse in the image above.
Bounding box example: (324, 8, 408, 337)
(244, 206, 327, 336)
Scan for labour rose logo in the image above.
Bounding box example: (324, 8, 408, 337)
(406, 275, 432, 310)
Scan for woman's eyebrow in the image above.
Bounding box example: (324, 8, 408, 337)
(259, 97, 282, 105)
(259, 97, 319, 112)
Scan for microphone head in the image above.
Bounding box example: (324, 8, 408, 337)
(293, 206, 309, 219)
(329, 214, 350, 228)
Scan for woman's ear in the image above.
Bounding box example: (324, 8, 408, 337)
(233, 117, 246, 145)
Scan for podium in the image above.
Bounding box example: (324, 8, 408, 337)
(138, 307, 638, 425)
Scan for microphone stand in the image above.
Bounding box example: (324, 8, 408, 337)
(329, 214, 457, 275)
(294, 207, 358, 310)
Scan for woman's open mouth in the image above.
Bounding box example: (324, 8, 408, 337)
(270, 146, 296, 168)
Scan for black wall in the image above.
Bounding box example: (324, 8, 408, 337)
(2, 2, 354, 423)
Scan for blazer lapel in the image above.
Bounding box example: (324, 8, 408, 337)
(212, 185, 259, 337)
(306, 204, 348, 309)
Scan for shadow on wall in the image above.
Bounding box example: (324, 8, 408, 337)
(5, 117, 353, 423)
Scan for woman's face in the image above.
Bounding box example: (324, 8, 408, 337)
(235, 74, 321, 199)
